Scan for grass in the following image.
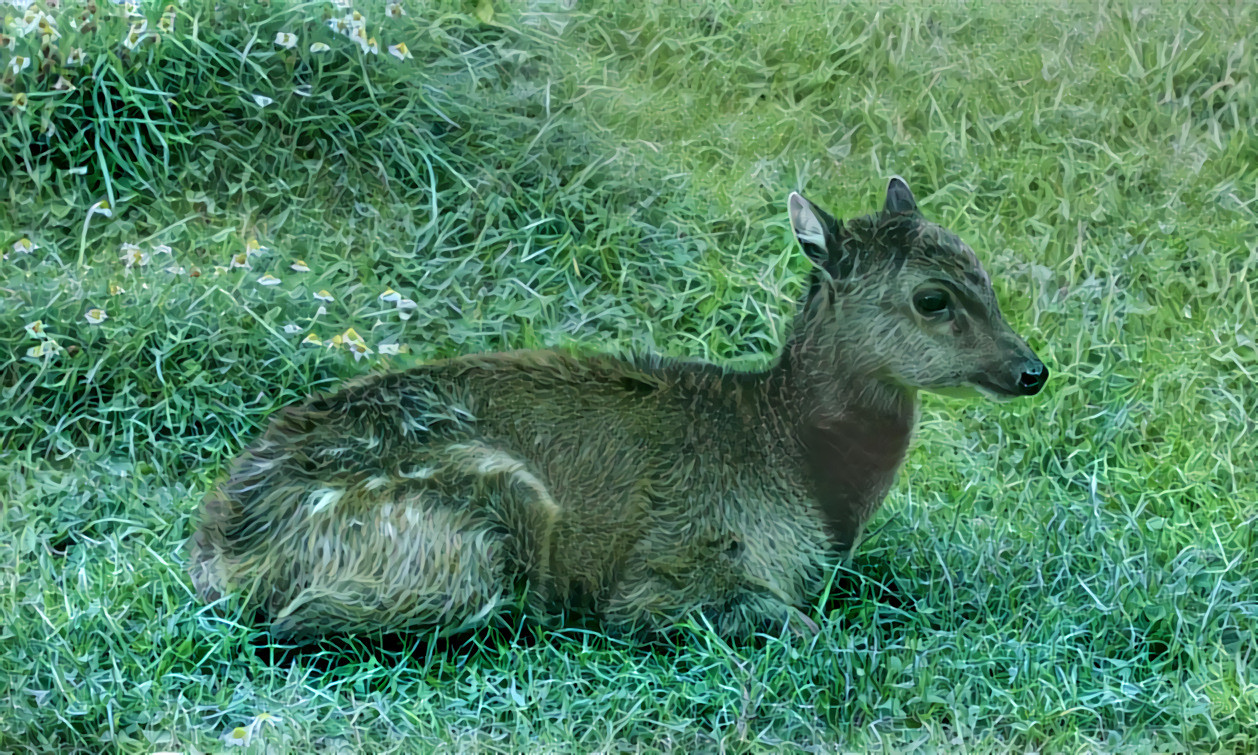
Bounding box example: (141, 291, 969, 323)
(1, 0, 1256, 751)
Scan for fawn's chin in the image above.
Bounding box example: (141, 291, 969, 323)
(924, 384, 1015, 402)
(922, 384, 986, 400)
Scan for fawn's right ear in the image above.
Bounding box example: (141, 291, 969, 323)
(788, 192, 839, 274)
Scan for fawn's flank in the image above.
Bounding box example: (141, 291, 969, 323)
(189, 178, 1047, 640)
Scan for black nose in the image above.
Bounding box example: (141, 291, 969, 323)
(1017, 360, 1048, 395)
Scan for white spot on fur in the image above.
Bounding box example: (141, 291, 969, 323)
(447, 443, 560, 520)
(307, 487, 345, 515)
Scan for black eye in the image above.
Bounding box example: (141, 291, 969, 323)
(913, 289, 950, 315)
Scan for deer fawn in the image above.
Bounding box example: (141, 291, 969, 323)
(189, 178, 1047, 640)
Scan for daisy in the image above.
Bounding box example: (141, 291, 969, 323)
(222, 726, 250, 748)
(26, 342, 54, 358)
(85, 308, 108, 324)
(158, 5, 176, 33)
(120, 243, 148, 268)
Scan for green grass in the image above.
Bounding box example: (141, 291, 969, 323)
(2, 0, 1256, 751)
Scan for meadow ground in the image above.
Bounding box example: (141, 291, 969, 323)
(1, 0, 1256, 751)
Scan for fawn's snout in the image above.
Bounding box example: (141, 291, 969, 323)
(977, 351, 1048, 399)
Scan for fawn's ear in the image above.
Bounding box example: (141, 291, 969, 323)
(883, 176, 918, 215)
(789, 192, 840, 273)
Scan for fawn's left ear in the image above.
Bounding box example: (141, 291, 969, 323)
(789, 192, 840, 273)
(883, 176, 918, 215)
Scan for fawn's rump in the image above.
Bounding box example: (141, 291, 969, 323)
(188, 441, 562, 638)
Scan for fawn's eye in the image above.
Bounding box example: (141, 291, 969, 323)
(913, 289, 950, 316)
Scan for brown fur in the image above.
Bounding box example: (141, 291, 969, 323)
(189, 179, 1047, 640)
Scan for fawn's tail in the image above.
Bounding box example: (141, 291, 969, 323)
(187, 489, 235, 603)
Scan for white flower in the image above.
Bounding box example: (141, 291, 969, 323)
(282, 323, 303, 334)
(26, 342, 57, 359)
(120, 243, 149, 268)
(85, 308, 108, 324)
(347, 341, 372, 361)
(158, 5, 176, 33)
(275, 32, 297, 48)
(313, 290, 334, 302)
(339, 328, 372, 361)
(246, 712, 282, 736)
(378, 288, 401, 303)
(123, 19, 147, 49)
(12, 238, 37, 254)
(290, 260, 311, 272)
(309, 42, 330, 53)
(223, 726, 250, 748)
(301, 333, 322, 347)
(257, 274, 282, 286)
(229, 253, 250, 270)
(24, 319, 46, 338)
(7, 55, 31, 75)
(388, 43, 412, 60)
(245, 239, 268, 256)
(387, 3, 404, 18)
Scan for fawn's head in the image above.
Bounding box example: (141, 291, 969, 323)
(787, 178, 1047, 400)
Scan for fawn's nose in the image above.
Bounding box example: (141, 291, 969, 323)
(1016, 360, 1048, 395)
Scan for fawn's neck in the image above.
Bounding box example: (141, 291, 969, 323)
(768, 332, 918, 551)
